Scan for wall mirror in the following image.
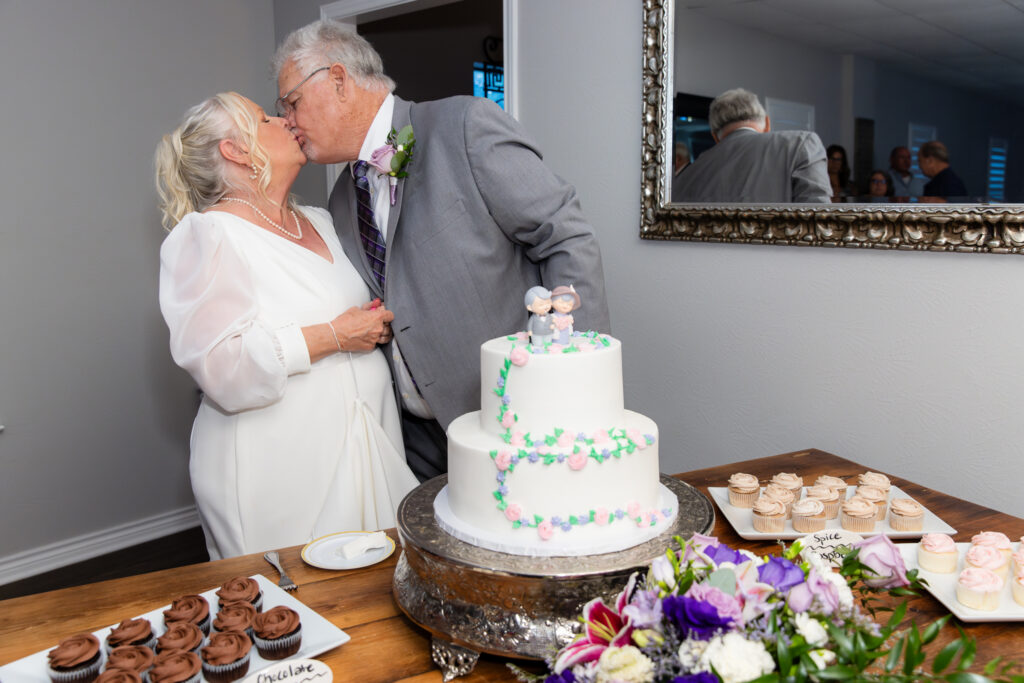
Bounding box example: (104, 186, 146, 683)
(640, 0, 1024, 253)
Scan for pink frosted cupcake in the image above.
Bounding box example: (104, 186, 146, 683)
(857, 471, 891, 498)
(791, 498, 826, 533)
(855, 485, 887, 521)
(1012, 575, 1024, 607)
(1012, 547, 1024, 577)
(751, 496, 787, 534)
(887, 497, 923, 531)
(763, 483, 796, 519)
(971, 531, 1012, 559)
(917, 533, 958, 573)
(965, 544, 1009, 579)
(840, 496, 876, 533)
(769, 472, 803, 498)
(805, 485, 840, 519)
(956, 567, 1004, 611)
(727, 472, 760, 508)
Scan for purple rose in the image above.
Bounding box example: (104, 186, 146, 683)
(705, 543, 745, 566)
(757, 555, 805, 593)
(787, 568, 839, 614)
(662, 594, 734, 641)
(685, 583, 742, 624)
(854, 534, 909, 589)
(673, 674, 718, 683)
(367, 144, 396, 175)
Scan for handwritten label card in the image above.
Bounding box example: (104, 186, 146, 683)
(798, 530, 863, 567)
(244, 658, 332, 683)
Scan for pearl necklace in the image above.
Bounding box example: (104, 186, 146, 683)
(221, 197, 302, 240)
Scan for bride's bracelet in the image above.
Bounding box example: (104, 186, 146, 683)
(327, 321, 343, 352)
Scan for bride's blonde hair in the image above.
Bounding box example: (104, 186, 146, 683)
(155, 92, 289, 230)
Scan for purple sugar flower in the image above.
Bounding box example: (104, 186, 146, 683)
(497, 378, 505, 388)
(601, 449, 611, 459)
(662, 594, 734, 641)
(502, 396, 511, 405)
(498, 485, 508, 495)
(576, 432, 587, 440)
(557, 454, 566, 463)
(758, 555, 805, 593)
(578, 513, 589, 525)
(561, 521, 572, 532)
(552, 516, 563, 525)
(528, 452, 540, 463)
(497, 471, 506, 482)
(615, 509, 625, 519)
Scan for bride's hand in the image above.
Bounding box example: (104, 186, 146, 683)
(330, 305, 395, 352)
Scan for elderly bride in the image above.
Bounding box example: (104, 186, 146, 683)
(155, 92, 418, 559)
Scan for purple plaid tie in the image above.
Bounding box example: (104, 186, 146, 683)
(352, 160, 386, 288)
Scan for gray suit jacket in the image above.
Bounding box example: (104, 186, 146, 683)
(673, 129, 831, 203)
(329, 96, 609, 430)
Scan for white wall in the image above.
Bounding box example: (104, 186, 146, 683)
(0, 0, 277, 572)
(517, 0, 1024, 518)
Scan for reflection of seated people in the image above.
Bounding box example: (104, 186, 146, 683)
(862, 169, 893, 202)
(670, 141, 691, 202)
(826, 144, 855, 202)
(888, 146, 924, 199)
(672, 88, 831, 203)
(918, 140, 968, 202)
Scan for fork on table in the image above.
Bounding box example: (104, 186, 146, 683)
(263, 550, 297, 591)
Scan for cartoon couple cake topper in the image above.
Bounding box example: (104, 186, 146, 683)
(524, 285, 581, 345)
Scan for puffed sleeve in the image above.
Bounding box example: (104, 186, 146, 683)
(158, 213, 311, 412)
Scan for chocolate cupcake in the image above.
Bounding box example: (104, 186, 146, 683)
(163, 595, 210, 636)
(95, 671, 142, 683)
(155, 622, 204, 655)
(252, 606, 302, 660)
(213, 601, 257, 639)
(47, 633, 103, 683)
(105, 618, 156, 653)
(105, 646, 154, 680)
(200, 631, 252, 683)
(148, 651, 201, 683)
(216, 577, 263, 612)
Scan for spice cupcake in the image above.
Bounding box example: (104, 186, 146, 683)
(215, 577, 263, 613)
(791, 498, 826, 533)
(156, 622, 204, 655)
(105, 646, 154, 681)
(213, 601, 257, 639)
(971, 531, 1013, 559)
(163, 595, 210, 636)
(47, 633, 103, 683)
(200, 631, 252, 683)
(804, 485, 840, 519)
(917, 534, 958, 573)
(888, 497, 924, 531)
(148, 651, 201, 683)
(854, 485, 887, 521)
(105, 618, 156, 654)
(750, 496, 787, 534)
(253, 606, 303, 660)
(857, 471, 891, 498)
(840, 496, 876, 533)
(965, 544, 1009, 579)
(95, 671, 142, 683)
(763, 483, 796, 518)
(769, 472, 803, 498)
(955, 567, 1003, 611)
(814, 475, 848, 495)
(726, 472, 760, 508)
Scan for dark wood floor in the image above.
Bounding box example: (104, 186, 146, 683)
(0, 527, 209, 601)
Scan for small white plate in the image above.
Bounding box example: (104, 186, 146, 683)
(301, 531, 396, 570)
(708, 485, 956, 540)
(897, 542, 1024, 622)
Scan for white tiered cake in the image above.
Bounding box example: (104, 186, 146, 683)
(434, 331, 677, 556)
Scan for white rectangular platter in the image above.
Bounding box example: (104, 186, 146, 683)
(0, 574, 349, 681)
(897, 542, 1024, 622)
(708, 485, 956, 540)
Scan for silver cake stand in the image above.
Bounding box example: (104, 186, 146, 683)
(392, 474, 715, 680)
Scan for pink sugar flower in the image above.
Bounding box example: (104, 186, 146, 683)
(594, 508, 610, 525)
(495, 450, 512, 471)
(557, 432, 574, 448)
(627, 502, 642, 519)
(537, 445, 552, 455)
(593, 429, 611, 444)
(568, 451, 587, 471)
(505, 503, 522, 521)
(510, 347, 529, 367)
(626, 429, 642, 444)
(500, 411, 516, 428)
(510, 431, 526, 447)
(538, 520, 554, 540)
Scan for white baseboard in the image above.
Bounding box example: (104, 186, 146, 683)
(0, 506, 201, 587)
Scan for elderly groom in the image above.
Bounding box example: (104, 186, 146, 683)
(273, 21, 610, 481)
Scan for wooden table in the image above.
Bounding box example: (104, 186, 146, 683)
(2, 449, 1022, 681)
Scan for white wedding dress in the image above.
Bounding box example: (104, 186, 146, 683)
(159, 206, 418, 560)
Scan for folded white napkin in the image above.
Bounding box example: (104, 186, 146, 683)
(338, 531, 388, 559)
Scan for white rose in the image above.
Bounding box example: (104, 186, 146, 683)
(698, 632, 775, 683)
(808, 649, 837, 670)
(793, 612, 828, 647)
(819, 570, 854, 610)
(595, 646, 655, 683)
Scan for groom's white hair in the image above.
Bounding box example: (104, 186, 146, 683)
(272, 19, 396, 93)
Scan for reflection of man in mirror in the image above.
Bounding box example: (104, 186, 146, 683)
(918, 141, 968, 202)
(888, 146, 925, 199)
(672, 88, 831, 203)
(671, 141, 691, 202)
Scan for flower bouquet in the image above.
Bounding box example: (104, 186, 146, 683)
(513, 533, 1022, 683)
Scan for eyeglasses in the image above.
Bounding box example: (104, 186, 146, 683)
(275, 66, 329, 118)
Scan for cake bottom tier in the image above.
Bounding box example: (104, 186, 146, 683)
(439, 410, 676, 556)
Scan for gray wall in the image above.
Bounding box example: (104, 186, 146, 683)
(0, 0, 277, 565)
(518, 1, 1024, 518)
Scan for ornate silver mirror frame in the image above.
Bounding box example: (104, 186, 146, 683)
(640, 0, 1024, 254)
